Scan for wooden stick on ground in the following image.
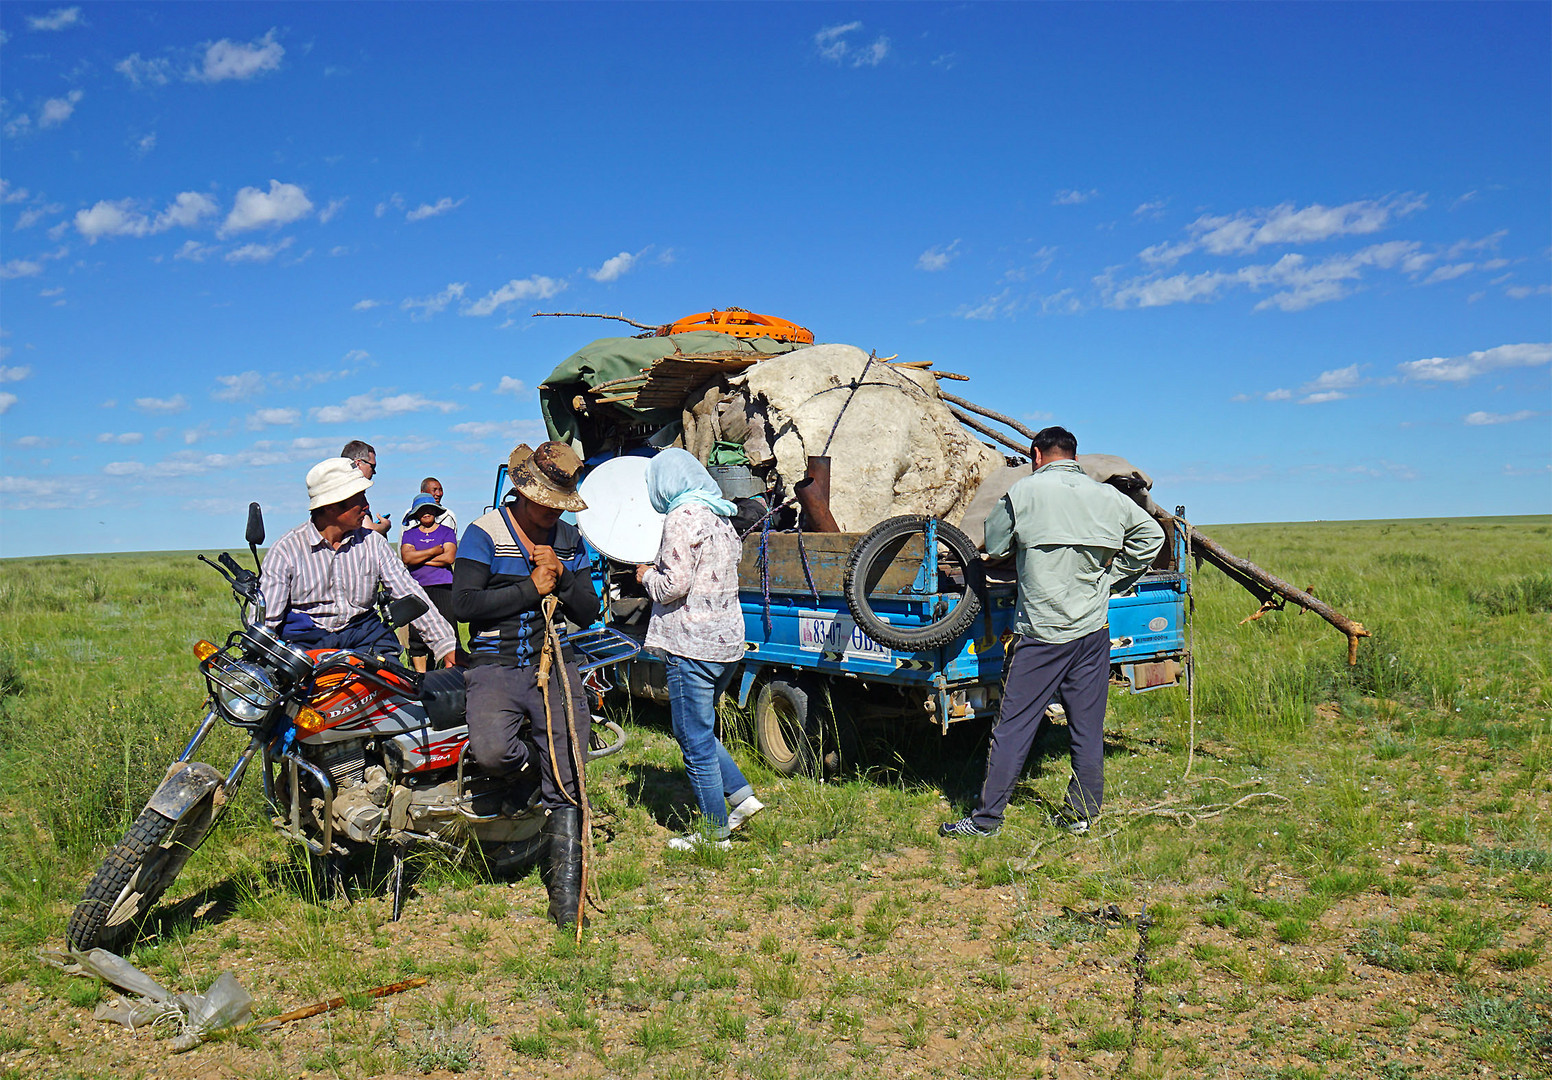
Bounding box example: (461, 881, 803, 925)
(252, 976, 428, 1032)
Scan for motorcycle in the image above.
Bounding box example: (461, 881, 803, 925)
(67, 504, 638, 952)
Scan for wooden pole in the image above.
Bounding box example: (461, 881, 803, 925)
(252, 977, 428, 1032)
(938, 391, 1039, 442)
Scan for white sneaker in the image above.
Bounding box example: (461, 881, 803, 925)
(667, 834, 731, 852)
(728, 795, 765, 832)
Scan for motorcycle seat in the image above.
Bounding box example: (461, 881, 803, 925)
(420, 667, 468, 731)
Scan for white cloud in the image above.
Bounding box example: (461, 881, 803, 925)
(16, 202, 64, 229)
(310, 390, 460, 423)
(75, 191, 219, 241)
(1397, 343, 1552, 384)
(494, 376, 528, 396)
(956, 287, 1015, 321)
(193, 29, 283, 82)
(1134, 200, 1167, 218)
(0, 393, 15, 414)
(1298, 390, 1348, 405)
(0, 259, 43, 279)
(1507, 284, 1552, 300)
(1108, 241, 1424, 312)
(589, 250, 646, 283)
(1263, 388, 1293, 401)
(1053, 189, 1098, 206)
(1464, 410, 1536, 426)
(133, 394, 188, 414)
(213, 371, 265, 402)
(115, 53, 173, 87)
(103, 461, 146, 476)
(221, 180, 312, 236)
(174, 239, 219, 261)
(248, 407, 299, 429)
(405, 196, 464, 222)
(353, 298, 382, 311)
(402, 282, 467, 319)
(28, 7, 82, 31)
(814, 21, 888, 66)
(225, 236, 295, 263)
(375, 194, 404, 218)
(96, 431, 144, 444)
(1139, 194, 1426, 266)
(37, 89, 83, 129)
(916, 240, 960, 272)
(0, 365, 31, 381)
(13, 435, 55, 448)
(462, 276, 564, 316)
(0, 181, 28, 204)
(318, 198, 346, 223)
(450, 419, 544, 442)
(135, 133, 157, 156)
(1303, 364, 1361, 392)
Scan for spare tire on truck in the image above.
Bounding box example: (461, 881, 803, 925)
(842, 515, 983, 652)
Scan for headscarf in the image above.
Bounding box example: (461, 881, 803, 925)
(645, 447, 738, 517)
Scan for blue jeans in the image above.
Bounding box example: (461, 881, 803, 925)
(665, 654, 753, 839)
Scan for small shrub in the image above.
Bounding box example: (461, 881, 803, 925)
(1470, 572, 1552, 616)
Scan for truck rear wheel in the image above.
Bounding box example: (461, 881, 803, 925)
(755, 677, 817, 777)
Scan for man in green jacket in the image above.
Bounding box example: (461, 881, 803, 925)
(941, 427, 1164, 837)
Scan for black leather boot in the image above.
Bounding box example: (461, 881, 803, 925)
(543, 806, 585, 928)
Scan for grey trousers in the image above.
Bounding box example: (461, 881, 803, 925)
(971, 625, 1112, 829)
(465, 661, 592, 811)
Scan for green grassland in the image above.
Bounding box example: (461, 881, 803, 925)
(0, 516, 1548, 1079)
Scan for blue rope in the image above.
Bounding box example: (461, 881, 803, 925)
(795, 508, 820, 607)
(759, 512, 773, 636)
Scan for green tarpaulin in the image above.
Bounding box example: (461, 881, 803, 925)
(538, 331, 807, 446)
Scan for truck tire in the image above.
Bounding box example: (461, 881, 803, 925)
(66, 799, 214, 951)
(843, 515, 982, 652)
(755, 677, 819, 777)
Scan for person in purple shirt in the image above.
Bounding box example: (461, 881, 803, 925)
(400, 493, 459, 671)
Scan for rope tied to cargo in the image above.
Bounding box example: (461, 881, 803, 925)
(759, 512, 773, 637)
(819, 350, 878, 458)
(794, 508, 820, 606)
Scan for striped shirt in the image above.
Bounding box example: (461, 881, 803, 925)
(260, 520, 457, 658)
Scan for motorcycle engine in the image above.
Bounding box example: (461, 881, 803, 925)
(314, 738, 392, 843)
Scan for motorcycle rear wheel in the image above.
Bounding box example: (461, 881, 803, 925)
(66, 797, 216, 952)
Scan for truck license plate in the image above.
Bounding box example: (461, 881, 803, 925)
(797, 614, 892, 661)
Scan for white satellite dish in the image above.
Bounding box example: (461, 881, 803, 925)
(576, 455, 664, 564)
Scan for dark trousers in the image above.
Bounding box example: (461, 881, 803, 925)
(465, 661, 592, 811)
(972, 625, 1112, 829)
(407, 584, 457, 659)
(280, 609, 401, 657)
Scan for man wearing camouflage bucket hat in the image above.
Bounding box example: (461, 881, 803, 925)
(452, 441, 599, 927)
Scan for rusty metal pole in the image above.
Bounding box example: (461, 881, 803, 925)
(794, 456, 841, 533)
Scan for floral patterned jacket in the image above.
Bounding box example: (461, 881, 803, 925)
(641, 504, 745, 663)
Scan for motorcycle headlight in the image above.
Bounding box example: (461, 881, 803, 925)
(207, 657, 281, 723)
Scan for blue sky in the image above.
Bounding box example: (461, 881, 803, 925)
(1, 2, 1548, 557)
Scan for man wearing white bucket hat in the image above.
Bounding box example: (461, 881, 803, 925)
(258, 457, 456, 662)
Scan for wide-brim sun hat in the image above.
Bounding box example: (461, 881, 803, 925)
(508, 441, 587, 512)
(307, 457, 373, 510)
(403, 493, 448, 525)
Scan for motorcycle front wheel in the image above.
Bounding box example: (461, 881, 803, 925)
(66, 795, 218, 952)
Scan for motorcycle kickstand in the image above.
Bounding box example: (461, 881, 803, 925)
(390, 841, 409, 922)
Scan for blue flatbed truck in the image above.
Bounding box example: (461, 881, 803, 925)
(493, 464, 1191, 775)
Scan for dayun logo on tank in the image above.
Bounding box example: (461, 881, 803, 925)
(797, 612, 892, 662)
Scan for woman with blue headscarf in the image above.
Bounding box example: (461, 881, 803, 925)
(635, 448, 765, 849)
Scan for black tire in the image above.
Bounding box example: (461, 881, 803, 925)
(755, 677, 819, 777)
(843, 515, 982, 652)
(66, 799, 215, 952)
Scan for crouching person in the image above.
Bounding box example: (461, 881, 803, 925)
(262, 457, 456, 664)
(453, 442, 599, 927)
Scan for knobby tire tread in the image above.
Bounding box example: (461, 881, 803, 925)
(843, 515, 982, 652)
(66, 806, 178, 952)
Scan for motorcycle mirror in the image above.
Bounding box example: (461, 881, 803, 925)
(246, 502, 265, 572)
(245, 503, 265, 547)
(387, 595, 428, 629)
